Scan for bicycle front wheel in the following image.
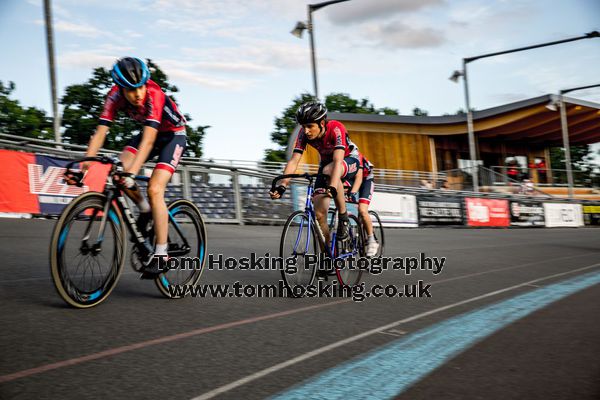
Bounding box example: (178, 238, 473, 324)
(279, 211, 318, 294)
(154, 199, 208, 298)
(335, 214, 363, 287)
(49, 192, 126, 308)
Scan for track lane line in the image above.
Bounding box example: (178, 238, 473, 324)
(2, 256, 598, 384)
(0, 299, 348, 384)
(188, 263, 600, 400)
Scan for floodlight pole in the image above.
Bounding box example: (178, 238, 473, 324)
(44, 0, 61, 146)
(307, 7, 318, 100)
(558, 83, 600, 198)
(461, 60, 479, 192)
(305, 0, 351, 100)
(455, 31, 599, 192)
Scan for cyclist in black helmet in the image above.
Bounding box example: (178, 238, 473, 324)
(66, 57, 187, 277)
(270, 101, 361, 245)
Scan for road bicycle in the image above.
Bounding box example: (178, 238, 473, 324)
(49, 156, 207, 308)
(328, 201, 385, 258)
(272, 173, 363, 292)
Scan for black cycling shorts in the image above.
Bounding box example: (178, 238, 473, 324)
(124, 131, 187, 174)
(315, 156, 360, 192)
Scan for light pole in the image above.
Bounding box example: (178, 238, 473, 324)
(450, 31, 599, 193)
(291, 0, 351, 100)
(547, 83, 600, 198)
(44, 0, 61, 146)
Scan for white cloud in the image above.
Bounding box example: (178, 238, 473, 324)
(58, 51, 116, 69)
(180, 39, 308, 75)
(327, 0, 445, 24)
(158, 63, 255, 90)
(34, 18, 104, 38)
(362, 21, 446, 49)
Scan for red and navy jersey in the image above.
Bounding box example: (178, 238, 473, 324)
(359, 154, 374, 180)
(293, 120, 360, 164)
(99, 80, 186, 134)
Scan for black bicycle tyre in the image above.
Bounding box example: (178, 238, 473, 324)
(154, 199, 208, 298)
(335, 214, 363, 287)
(279, 210, 318, 295)
(368, 210, 385, 257)
(49, 192, 126, 308)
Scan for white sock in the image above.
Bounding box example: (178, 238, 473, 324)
(155, 243, 168, 256)
(137, 198, 151, 213)
(368, 234, 376, 243)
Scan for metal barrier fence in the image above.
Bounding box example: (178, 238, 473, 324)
(3, 133, 589, 226)
(490, 166, 600, 188)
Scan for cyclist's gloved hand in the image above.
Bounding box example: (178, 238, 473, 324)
(326, 185, 338, 198)
(115, 172, 137, 190)
(64, 170, 85, 187)
(349, 192, 359, 203)
(269, 185, 286, 199)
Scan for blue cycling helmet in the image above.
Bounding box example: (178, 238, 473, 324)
(111, 57, 150, 89)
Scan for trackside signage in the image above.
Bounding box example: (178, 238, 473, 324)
(0, 149, 109, 215)
(582, 204, 600, 225)
(417, 195, 463, 225)
(465, 198, 510, 227)
(543, 203, 584, 227)
(370, 193, 418, 228)
(509, 201, 545, 227)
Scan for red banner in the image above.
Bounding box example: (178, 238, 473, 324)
(465, 197, 510, 227)
(0, 149, 110, 215)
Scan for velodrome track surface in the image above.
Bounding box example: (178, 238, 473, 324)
(0, 219, 599, 399)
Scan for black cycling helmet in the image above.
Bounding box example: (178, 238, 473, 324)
(111, 57, 150, 89)
(295, 101, 327, 124)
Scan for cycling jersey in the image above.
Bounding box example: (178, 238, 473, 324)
(293, 120, 360, 165)
(360, 154, 375, 180)
(99, 79, 186, 133)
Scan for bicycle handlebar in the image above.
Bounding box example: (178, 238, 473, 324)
(63, 156, 121, 187)
(270, 173, 330, 191)
(65, 156, 121, 171)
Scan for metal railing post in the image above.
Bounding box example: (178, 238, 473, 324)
(180, 165, 192, 201)
(232, 171, 244, 225)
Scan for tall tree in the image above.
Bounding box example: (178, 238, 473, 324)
(264, 92, 399, 162)
(0, 81, 53, 139)
(60, 59, 207, 157)
(549, 145, 597, 185)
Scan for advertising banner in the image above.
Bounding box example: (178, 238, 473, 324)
(582, 204, 600, 225)
(465, 197, 510, 227)
(543, 203, 584, 227)
(509, 201, 545, 227)
(370, 192, 418, 228)
(0, 149, 110, 215)
(417, 195, 463, 225)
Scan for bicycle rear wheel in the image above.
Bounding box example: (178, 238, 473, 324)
(368, 210, 385, 257)
(279, 211, 318, 294)
(154, 199, 208, 298)
(49, 192, 126, 308)
(335, 214, 363, 287)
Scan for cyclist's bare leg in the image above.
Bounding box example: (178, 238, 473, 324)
(322, 162, 347, 215)
(314, 194, 331, 247)
(147, 168, 171, 247)
(358, 202, 374, 236)
(119, 150, 145, 205)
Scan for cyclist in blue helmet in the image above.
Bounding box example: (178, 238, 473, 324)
(67, 57, 188, 277)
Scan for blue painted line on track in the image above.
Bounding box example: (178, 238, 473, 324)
(270, 270, 600, 400)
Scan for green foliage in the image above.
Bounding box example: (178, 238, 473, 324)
(264, 92, 399, 162)
(412, 107, 429, 116)
(0, 81, 53, 139)
(60, 59, 207, 157)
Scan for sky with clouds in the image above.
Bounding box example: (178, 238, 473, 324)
(0, 0, 599, 161)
